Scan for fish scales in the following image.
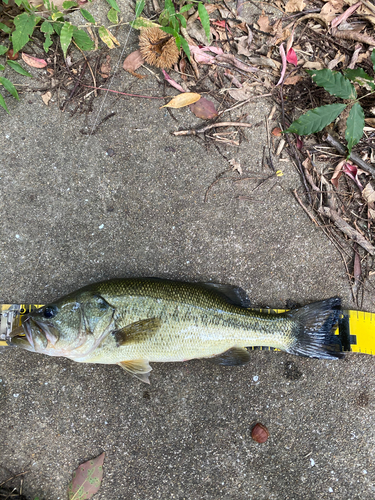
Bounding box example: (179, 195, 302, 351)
(81, 279, 297, 363)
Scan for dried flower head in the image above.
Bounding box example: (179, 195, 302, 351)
(139, 27, 179, 69)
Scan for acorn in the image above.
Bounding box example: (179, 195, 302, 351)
(139, 27, 179, 69)
(251, 423, 269, 443)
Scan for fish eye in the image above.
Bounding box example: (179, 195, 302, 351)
(43, 305, 58, 319)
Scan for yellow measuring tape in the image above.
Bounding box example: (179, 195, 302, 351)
(0, 304, 374, 354)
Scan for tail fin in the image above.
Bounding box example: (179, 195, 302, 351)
(286, 297, 343, 359)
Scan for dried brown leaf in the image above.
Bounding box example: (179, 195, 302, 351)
(236, 36, 252, 56)
(284, 75, 303, 85)
(123, 50, 144, 72)
(284, 0, 306, 13)
(229, 158, 242, 175)
(204, 3, 218, 13)
(320, 1, 343, 23)
(41, 91, 52, 106)
(303, 61, 324, 70)
(257, 15, 272, 33)
(100, 55, 111, 78)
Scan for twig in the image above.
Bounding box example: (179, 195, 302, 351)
(318, 206, 375, 255)
(77, 83, 166, 99)
(204, 170, 236, 202)
(324, 133, 375, 178)
(180, 27, 200, 78)
(173, 122, 252, 136)
(292, 189, 319, 226)
(0, 472, 29, 488)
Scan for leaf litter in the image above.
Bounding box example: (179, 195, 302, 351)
(4, 0, 375, 301)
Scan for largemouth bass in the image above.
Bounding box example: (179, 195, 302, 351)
(10, 278, 342, 383)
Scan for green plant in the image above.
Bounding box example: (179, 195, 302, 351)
(132, 0, 210, 61)
(285, 50, 375, 156)
(0, 0, 121, 112)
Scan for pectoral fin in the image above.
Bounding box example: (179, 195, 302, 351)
(118, 359, 152, 384)
(208, 347, 251, 366)
(113, 318, 162, 346)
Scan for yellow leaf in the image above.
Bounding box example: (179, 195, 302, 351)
(161, 93, 201, 109)
(98, 27, 120, 49)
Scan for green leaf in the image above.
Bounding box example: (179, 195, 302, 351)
(51, 11, 64, 21)
(12, 13, 39, 53)
(80, 8, 96, 23)
(0, 64, 5, 70)
(130, 17, 159, 29)
(135, 0, 145, 16)
(179, 3, 193, 13)
(160, 26, 179, 38)
(6, 60, 32, 76)
(60, 21, 74, 58)
(0, 45, 8, 55)
(345, 102, 365, 155)
(3, 0, 9, 5)
(105, 0, 120, 12)
(180, 36, 190, 61)
(371, 49, 375, 73)
(0, 76, 19, 99)
(107, 7, 118, 23)
(170, 15, 179, 32)
(0, 22, 12, 34)
(285, 103, 347, 136)
(40, 20, 54, 34)
(43, 33, 53, 52)
(175, 33, 181, 50)
(306, 68, 356, 99)
(0, 93, 10, 114)
(198, 2, 210, 42)
(62, 1, 77, 8)
(344, 68, 375, 91)
(53, 22, 62, 35)
(72, 28, 94, 51)
(176, 13, 187, 28)
(159, 9, 170, 27)
(164, 0, 175, 15)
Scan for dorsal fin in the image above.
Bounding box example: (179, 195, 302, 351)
(200, 283, 251, 307)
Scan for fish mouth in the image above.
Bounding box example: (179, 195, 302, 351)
(10, 317, 58, 351)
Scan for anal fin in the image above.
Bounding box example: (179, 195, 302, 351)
(118, 359, 152, 384)
(208, 347, 251, 366)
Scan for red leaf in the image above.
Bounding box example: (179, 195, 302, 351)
(68, 452, 105, 500)
(296, 136, 303, 150)
(190, 97, 218, 120)
(7, 49, 19, 60)
(343, 161, 363, 190)
(21, 53, 47, 68)
(286, 47, 298, 66)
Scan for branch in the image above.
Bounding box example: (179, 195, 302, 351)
(324, 133, 375, 178)
(173, 122, 252, 136)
